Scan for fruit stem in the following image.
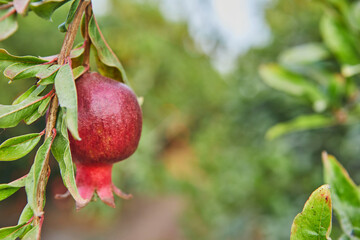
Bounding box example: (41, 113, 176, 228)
(35, 0, 90, 230)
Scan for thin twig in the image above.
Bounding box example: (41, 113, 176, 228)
(83, 3, 93, 67)
(35, 0, 90, 231)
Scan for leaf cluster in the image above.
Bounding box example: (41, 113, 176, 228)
(260, 0, 360, 139)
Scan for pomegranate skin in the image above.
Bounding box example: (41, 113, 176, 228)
(69, 72, 142, 208)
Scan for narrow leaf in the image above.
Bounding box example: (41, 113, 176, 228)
(54, 64, 80, 140)
(0, 175, 26, 201)
(89, 15, 129, 84)
(24, 96, 51, 125)
(16, 204, 33, 238)
(4, 62, 49, 80)
(290, 184, 332, 240)
(65, 0, 80, 25)
(0, 8, 18, 41)
(12, 85, 37, 105)
(0, 48, 47, 71)
(25, 136, 54, 215)
(72, 65, 86, 79)
(279, 43, 330, 65)
(0, 85, 46, 128)
(22, 224, 40, 240)
(36, 64, 60, 79)
(18, 204, 33, 224)
(0, 222, 29, 240)
(51, 107, 85, 204)
(259, 64, 328, 112)
(0, 132, 42, 161)
(266, 114, 335, 140)
(320, 13, 360, 65)
(323, 152, 360, 238)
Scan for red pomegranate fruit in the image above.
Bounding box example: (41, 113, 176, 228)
(69, 72, 142, 208)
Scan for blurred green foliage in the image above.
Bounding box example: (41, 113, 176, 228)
(1, 0, 360, 239)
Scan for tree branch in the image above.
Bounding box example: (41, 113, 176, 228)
(35, 0, 90, 230)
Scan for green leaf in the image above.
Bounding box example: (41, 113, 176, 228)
(37, 65, 60, 85)
(25, 135, 53, 215)
(0, 132, 43, 161)
(0, 8, 18, 41)
(54, 64, 80, 140)
(18, 204, 33, 224)
(266, 114, 335, 140)
(72, 65, 86, 79)
(320, 12, 360, 65)
(0, 175, 26, 201)
(13, 0, 31, 15)
(16, 204, 33, 239)
(24, 96, 51, 124)
(30, 0, 70, 20)
(0, 222, 30, 240)
(279, 43, 330, 65)
(36, 64, 60, 79)
(0, 48, 47, 71)
(22, 224, 39, 240)
(290, 184, 332, 240)
(58, 0, 80, 32)
(4, 62, 49, 80)
(51, 107, 85, 204)
(89, 15, 129, 84)
(323, 153, 360, 238)
(0, 85, 46, 128)
(12, 85, 37, 105)
(259, 64, 328, 112)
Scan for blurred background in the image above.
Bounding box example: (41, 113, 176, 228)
(0, 0, 358, 239)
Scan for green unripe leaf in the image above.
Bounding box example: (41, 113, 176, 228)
(51, 107, 85, 204)
(0, 132, 43, 161)
(54, 64, 80, 140)
(0, 175, 27, 201)
(25, 136, 54, 215)
(290, 184, 332, 240)
(0, 222, 30, 240)
(12, 85, 37, 105)
(89, 15, 129, 85)
(0, 85, 47, 128)
(323, 152, 360, 238)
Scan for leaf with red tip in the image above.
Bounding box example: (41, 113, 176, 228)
(54, 64, 80, 140)
(88, 15, 129, 85)
(290, 184, 332, 240)
(323, 152, 360, 238)
(51, 108, 86, 205)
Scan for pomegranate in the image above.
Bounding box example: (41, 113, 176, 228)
(69, 72, 142, 208)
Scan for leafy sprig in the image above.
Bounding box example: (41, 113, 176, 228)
(0, 0, 131, 239)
